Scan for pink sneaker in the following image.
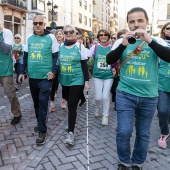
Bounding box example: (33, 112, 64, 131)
(61, 99, 67, 109)
(158, 134, 169, 149)
(49, 105, 56, 113)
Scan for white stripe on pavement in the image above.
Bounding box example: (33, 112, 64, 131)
(18, 94, 30, 100)
(0, 106, 6, 110)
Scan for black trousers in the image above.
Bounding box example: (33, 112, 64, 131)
(62, 85, 84, 132)
(14, 62, 20, 84)
(111, 76, 120, 102)
(50, 73, 59, 101)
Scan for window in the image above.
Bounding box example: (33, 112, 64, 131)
(84, 0, 87, 10)
(32, 0, 37, 9)
(167, 4, 170, 19)
(84, 16, 87, 25)
(79, 0, 82, 6)
(14, 17, 21, 23)
(4, 15, 12, 21)
(32, 0, 45, 11)
(89, 18, 91, 27)
(79, 13, 82, 23)
(89, 4, 91, 13)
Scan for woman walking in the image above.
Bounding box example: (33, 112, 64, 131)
(13, 34, 24, 90)
(59, 24, 90, 145)
(157, 22, 170, 149)
(89, 29, 113, 125)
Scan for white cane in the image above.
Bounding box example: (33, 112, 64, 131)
(86, 91, 90, 170)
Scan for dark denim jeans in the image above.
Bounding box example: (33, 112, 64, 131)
(29, 78, 52, 133)
(116, 90, 158, 165)
(157, 90, 170, 135)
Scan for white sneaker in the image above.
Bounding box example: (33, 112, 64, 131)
(102, 115, 108, 125)
(61, 99, 67, 109)
(65, 132, 74, 145)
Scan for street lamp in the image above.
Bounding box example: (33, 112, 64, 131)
(47, 0, 58, 29)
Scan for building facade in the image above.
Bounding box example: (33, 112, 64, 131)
(45, 0, 93, 37)
(0, 0, 27, 43)
(92, 0, 113, 38)
(152, 0, 170, 35)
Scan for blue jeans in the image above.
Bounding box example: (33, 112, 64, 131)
(116, 90, 158, 165)
(29, 78, 52, 133)
(157, 90, 170, 135)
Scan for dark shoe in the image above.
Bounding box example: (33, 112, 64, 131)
(11, 115, 22, 125)
(118, 164, 131, 170)
(132, 166, 142, 170)
(34, 124, 39, 132)
(36, 132, 47, 145)
(79, 100, 86, 107)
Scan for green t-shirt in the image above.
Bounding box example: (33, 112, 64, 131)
(158, 41, 170, 92)
(118, 39, 158, 97)
(0, 31, 13, 76)
(93, 45, 113, 79)
(27, 34, 53, 79)
(59, 44, 84, 86)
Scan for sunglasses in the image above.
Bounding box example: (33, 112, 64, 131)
(14, 37, 20, 39)
(64, 30, 74, 35)
(33, 22, 43, 26)
(111, 37, 117, 40)
(99, 34, 108, 37)
(165, 27, 170, 30)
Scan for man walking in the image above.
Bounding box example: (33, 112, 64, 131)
(0, 22, 22, 125)
(107, 7, 170, 170)
(19, 15, 59, 145)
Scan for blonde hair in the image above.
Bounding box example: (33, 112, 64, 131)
(14, 34, 22, 40)
(77, 34, 86, 46)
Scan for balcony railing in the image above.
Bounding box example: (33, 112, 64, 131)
(1, 0, 27, 10)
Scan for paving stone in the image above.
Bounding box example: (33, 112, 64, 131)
(55, 163, 74, 170)
(0, 165, 14, 170)
(0, 78, 170, 169)
(42, 162, 55, 170)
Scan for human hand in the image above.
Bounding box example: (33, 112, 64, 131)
(47, 72, 54, 80)
(122, 31, 135, 46)
(14, 48, 20, 51)
(134, 29, 152, 44)
(85, 81, 90, 91)
(18, 74, 25, 84)
(112, 69, 116, 76)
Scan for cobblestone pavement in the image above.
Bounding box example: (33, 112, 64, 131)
(0, 78, 170, 170)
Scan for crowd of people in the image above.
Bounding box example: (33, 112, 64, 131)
(0, 7, 170, 170)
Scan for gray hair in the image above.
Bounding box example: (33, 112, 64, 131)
(33, 15, 45, 22)
(63, 24, 75, 31)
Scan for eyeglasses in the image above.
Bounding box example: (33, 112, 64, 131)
(165, 27, 170, 30)
(111, 37, 117, 40)
(64, 30, 74, 35)
(14, 37, 20, 39)
(33, 22, 43, 26)
(99, 34, 108, 37)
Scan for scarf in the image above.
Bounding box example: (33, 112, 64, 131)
(165, 36, 170, 41)
(165, 39, 170, 44)
(64, 39, 77, 46)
